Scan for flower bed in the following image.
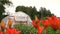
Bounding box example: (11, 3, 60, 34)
(11, 15, 60, 34)
(1, 15, 60, 34)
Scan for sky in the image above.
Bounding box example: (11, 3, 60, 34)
(5, 0, 60, 17)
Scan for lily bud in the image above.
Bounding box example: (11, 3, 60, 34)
(35, 15, 39, 22)
(8, 18, 12, 28)
(0, 20, 5, 29)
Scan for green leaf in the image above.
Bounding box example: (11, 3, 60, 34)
(46, 26, 55, 34)
(56, 30, 60, 34)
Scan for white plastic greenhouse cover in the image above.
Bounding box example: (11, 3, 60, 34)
(2, 11, 32, 27)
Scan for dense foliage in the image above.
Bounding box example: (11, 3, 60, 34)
(14, 24, 37, 34)
(16, 6, 54, 20)
(0, 0, 12, 22)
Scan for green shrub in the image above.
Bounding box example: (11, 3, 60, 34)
(14, 24, 37, 34)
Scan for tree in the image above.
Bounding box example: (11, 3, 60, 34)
(0, 0, 12, 22)
(16, 6, 26, 12)
(39, 7, 53, 19)
(30, 7, 38, 20)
